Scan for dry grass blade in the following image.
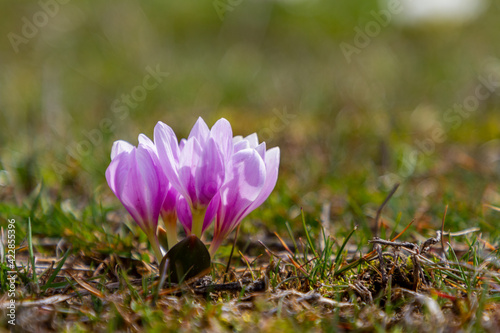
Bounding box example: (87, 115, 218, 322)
(68, 272, 105, 299)
(0, 294, 73, 308)
(274, 232, 294, 256)
(258, 240, 290, 263)
(478, 237, 496, 251)
(391, 218, 414, 242)
(441, 205, 448, 255)
(443, 228, 480, 237)
(484, 203, 500, 213)
(239, 251, 256, 280)
(224, 224, 241, 283)
(374, 183, 400, 237)
(287, 255, 309, 276)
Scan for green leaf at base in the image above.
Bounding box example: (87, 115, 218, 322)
(159, 235, 211, 285)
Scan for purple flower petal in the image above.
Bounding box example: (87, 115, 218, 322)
(178, 137, 203, 205)
(138, 134, 156, 153)
(179, 138, 187, 151)
(162, 184, 178, 214)
(188, 117, 210, 147)
(154, 121, 184, 197)
(244, 146, 280, 217)
(255, 142, 266, 161)
(106, 149, 130, 201)
(203, 191, 220, 233)
(110, 140, 134, 159)
(176, 195, 192, 233)
(106, 146, 167, 235)
(210, 118, 233, 162)
(243, 133, 259, 148)
(214, 149, 266, 240)
(195, 137, 225, 206)
(233, 139, 249, 153)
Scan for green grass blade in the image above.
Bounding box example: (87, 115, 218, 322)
(42, 248, 71, 290)
(301, 208, 318, 258)
(447, 243, 470, 290)
(333, 225, 358, 275)
(28, 217, 38, 287)
(29, 182, 43, 220)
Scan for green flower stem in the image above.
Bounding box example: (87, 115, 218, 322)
(191, 208, 206, 239)
(161, 211, 178, 250)
(208, 236, 223, 257)
(147, 231, 164, 263)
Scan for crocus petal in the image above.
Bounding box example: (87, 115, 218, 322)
(210, 145, 280, 255)
(188, 117, 210, 147)
(176, 195, 192, 233)
(106, 143, 168, 235)
(139, 134, 170, 198)
(210, 118, 233, 162)
(133, 148, 157, 223)
(178, 137, 203, 205)
(233, 135, 243, 144)
(179, 138, 187, 151)
(138, 133, 156, 153)
(154, 121, 184, 197)
(203, 191, 220, 233)
(210, 149, 266, 254)
(107, 151, 139, 229)
(110, 140, 134, 159)
(244, 133, 259, 149)
(162, 184, 178, 214)
(138, 134, 169, 190)
(231, 149, 267, 195)
(195, 138, 225, 206)
(246, 147, 280, 213)
(132, 148, 164, 230)
(254, 142, 266, 161)
(217, 149, 266, 235)
(106, 149, 131, 200)
(233, 139, 249, 153)
(155, 122, 180, 162)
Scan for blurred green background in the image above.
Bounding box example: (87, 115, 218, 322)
(1, 1, 500, 243)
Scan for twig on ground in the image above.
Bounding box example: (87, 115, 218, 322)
(374, 243, 387, 283)
(193, 278, 267, 294)
(420, 231, 441, 255)
(268, 289, 354, 309)
(368, 237, 418, 251)
(440, 205, 448, 256)
(374, 183, 400, 237)
(350, 282, 373, 304)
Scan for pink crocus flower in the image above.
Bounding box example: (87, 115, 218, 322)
(105, 135, 169, 262)
(208, 133, 280, 255)
(136, 134, 179, 250)
(154, 117, 233, 238)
